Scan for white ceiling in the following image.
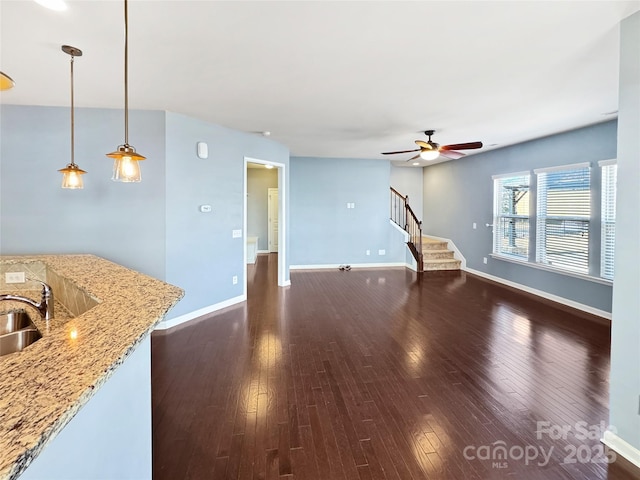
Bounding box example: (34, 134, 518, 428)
(1, 1, 638, 167)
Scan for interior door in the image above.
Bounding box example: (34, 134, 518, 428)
(268, 188, 279, 253)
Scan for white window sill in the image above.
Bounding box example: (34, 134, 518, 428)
(490, 254, 613, 286)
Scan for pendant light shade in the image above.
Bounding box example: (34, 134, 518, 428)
(108, 145, 144, 182)
(0, 71, 15, 90)
(59, 163, 87, 188)
(60, 45, 86, 189)
(108, 0, 145, 183)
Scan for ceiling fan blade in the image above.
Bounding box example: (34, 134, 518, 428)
(439, 150, 465, 160)
(440, 141, 483, 151)
(381, 148, 420, 155)
(405, 154, 421, 162)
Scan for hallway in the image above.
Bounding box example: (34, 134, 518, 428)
(152, 254, 637, 479)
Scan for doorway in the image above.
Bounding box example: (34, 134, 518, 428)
(244, 157, 288, 295)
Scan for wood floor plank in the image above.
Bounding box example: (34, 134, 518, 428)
(152, 254, 638, 480)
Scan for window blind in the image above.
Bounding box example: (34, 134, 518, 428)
(493, 174, 530, 259)
(601, 163, 617, 280)
(536, 166, 591, 274)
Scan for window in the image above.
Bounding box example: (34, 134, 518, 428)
(600, 161, 617, 280)
(535, 163, 590, 274)
(493, 173, 530, 259)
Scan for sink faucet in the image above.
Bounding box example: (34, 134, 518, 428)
(0, 279, 55, 320)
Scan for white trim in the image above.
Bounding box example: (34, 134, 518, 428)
(602, 430, 640, 469)
(290, 262, 409, 270)
(464, 266, 611, 320)
(490, 253, 613, 286)
(491, 171, 530, 180)
(390, 220, 417, 270)
(423, 234, 467, 269)
(154, 295, 246, 331)
(389, 219, 410, 241)
(598, 159, 617, 167)
(533, 162, 590, 174)
(281, 280, 291, 287)
(257, 249, 269, 254)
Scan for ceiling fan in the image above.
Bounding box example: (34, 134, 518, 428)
(382, 130, 483, 161)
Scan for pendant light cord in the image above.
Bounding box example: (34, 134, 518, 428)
(124, 0, 129, 146)
(70, 54, 75, 166)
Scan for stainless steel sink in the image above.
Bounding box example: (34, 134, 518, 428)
(0, 311, 42, 356)
(0, 311, 34, 335)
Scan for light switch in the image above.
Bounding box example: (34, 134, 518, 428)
(199, 205, 212, 213)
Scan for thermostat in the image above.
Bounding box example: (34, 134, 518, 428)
(197, 142, 208, 159)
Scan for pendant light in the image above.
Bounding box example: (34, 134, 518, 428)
(0, 71, 15, 90)
(58, 45, 87, 189)
(107, 0, 145, 182)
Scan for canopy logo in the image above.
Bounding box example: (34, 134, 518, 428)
(463, 421, 617, 470)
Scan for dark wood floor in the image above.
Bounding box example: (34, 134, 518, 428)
(152, 254, 639, 479)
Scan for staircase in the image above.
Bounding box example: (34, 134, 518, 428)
(390, 187, 461, 272)
(421, 237, 461, 271)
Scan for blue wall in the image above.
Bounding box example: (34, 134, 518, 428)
(164, 112, 289, 318)
(422, 120, 616, 313)
(0, 105, 168, 280)
(609, 11, 640, 454)
(290, 157, 406, 266)
(0, 105, 290, 319)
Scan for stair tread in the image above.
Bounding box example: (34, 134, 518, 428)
(423, 258, 461, 264)
(421, 249, 452, 253)
(422, 237, 445, 243)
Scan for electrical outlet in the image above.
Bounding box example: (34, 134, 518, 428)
(232, 229, 242, 238)
(5, 272, 25, 283)
(366, 249, 370, 256)
(483, 257, 488, 264)
(232, 275, 238, 285)
(378, 249, 386, 256)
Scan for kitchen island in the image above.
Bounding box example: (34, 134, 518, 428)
(0, 255, 183, 480)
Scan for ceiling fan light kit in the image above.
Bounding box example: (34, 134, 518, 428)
(0, 71, 15, 90)
(382, 129, 483, 164)
(419, 149, 440, 161)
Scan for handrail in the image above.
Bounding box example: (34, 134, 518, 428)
(390, 187, 424, 271)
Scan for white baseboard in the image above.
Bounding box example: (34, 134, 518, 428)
(257, 250, 269, 254)
(423, 233, 467, 269)
(154, 294, 246, 331)
(602, 430, 640, 469)
(290, 262, 409, 270)
(280, 280, 291, 287)
(464, 267, 611, 320)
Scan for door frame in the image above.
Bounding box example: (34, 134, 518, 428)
(243, 157, 289, 294)
(268, 187, 279, 253)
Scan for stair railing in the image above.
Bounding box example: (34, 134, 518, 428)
(390, 187, 424, 271)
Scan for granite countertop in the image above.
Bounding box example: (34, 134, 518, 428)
(0, 255, 184, 480)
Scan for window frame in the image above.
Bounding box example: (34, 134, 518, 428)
(599, 159, 617, 281)
(534, 162, 591, 276)
(490, 161, 614, 285)
(492, 171, 531, 261)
